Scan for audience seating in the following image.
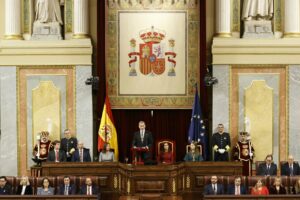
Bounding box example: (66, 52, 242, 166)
(225, 176, 247, 189)
(247, 175, 268, 191)
(56, 175, 78, 193)
(269, 175, 289, 192)
(3, 175, 300, 195)
(288, 175, 300, 194)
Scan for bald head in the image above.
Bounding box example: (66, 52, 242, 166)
(288, 155, 294, 165)
(78, 141, 84, 149)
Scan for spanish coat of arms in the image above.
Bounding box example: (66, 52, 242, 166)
(128, 26, 177, 76)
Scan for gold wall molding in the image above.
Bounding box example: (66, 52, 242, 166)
(65, 0, 74, 34)
(231, 0, 240, 33)
(274, 0, 283, 32)
(0, 39, 92, 65)
(244, 80, 274, 161)
(18, 67, 75, 175)
(32, 81, 61, 148)
(231, 66, 287, 162)
(212, 38, 300, 64)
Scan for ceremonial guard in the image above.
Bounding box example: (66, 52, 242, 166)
(32, 131, 53, 165)
(60, 129, 78, 162)
(233, 131, 255, 176)
(212, 124, 231, 161)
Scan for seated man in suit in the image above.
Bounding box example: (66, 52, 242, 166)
(0, 176, 12, 195)
(57, 176, 76, 195)
(204, 175, 224, 195)
(257, 154, 277, 176)
(227, 176, 247, 195)
(72, 141, 91, 162)
(281, 155, 300, 176)
(47, 140, 67, 162)
(80, 177, 99, 195)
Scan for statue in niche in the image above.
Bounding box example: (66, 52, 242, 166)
(31, 0, 64, 40)
(241, 0, 274, 38)
(35, 0, 63, 24)
(242, 0, 273, 21)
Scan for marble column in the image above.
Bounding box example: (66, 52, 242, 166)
(4, 0, 22, 40)
(0, 67, 18, 175)
(76, 66, 93, 159)
(73, 0, 89, 39)
(284, 0, 300, 37)
(288, 66, 300, 160)
(215, 0, 231, 37)
(212, 65, 230, 133)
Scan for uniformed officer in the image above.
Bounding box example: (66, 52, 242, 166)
(60, 129, 78, 162)
(212, 124, 231, 161)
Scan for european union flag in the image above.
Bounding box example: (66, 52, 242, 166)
(188, 86, 208, 160)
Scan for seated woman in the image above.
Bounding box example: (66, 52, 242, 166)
(99, 143, 115, 162)
(159, 142, 173, 164)
(251, 179, 269, 195)
(292, 178, 300, 194)
(269, 177, 286, 194)
(16, 176, 33, 195)
(37, 177, 54, 195)
(184, 141, 203, 161)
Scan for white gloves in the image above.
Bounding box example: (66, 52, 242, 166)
(218, 149, 225, 154)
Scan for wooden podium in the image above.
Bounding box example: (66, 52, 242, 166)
(131, 147, 149, 165)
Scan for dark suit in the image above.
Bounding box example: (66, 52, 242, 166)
(57, 184, 76, 195)
(79, 185, 99, 195)
(132, 130, 153, 161)
(281, 162, 300, 176)
(47, 149, 67, 162)
(132, 130, 153, 148)
(204, 183, 224, 195)
(257, 163, 277, 176)
(0, 184, 12, 195)
(212, 132, 231, 161)
(227, 184, 247, 195)
(72, 148, 91, 162)
(60, 137, 78, 161)
(16, 185, 33, 195)
(269, 186, 286, 194)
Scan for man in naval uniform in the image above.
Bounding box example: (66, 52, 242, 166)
(60, 129, 78, 162)
(212, 124, 231, 161)
(233, 131, 255, 176)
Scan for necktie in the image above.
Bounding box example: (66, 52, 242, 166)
(290, 165, 294, 176)
(65, 185, 68, 195)
(80, 150, 83, 162)
(213, 184, 216, 194)
(141, 131, 144, 142)
(236, 186, 240, 195)
(56, 150, 59, 162)
(87, 186, 91, 195)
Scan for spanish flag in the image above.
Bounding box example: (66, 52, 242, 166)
(98, 95, 119, 160)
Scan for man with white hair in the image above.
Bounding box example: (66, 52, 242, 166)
(281, 155, 300, 176)
(72, 141, 91, 162)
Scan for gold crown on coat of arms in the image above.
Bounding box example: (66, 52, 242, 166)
(139, 26, 166, 44)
